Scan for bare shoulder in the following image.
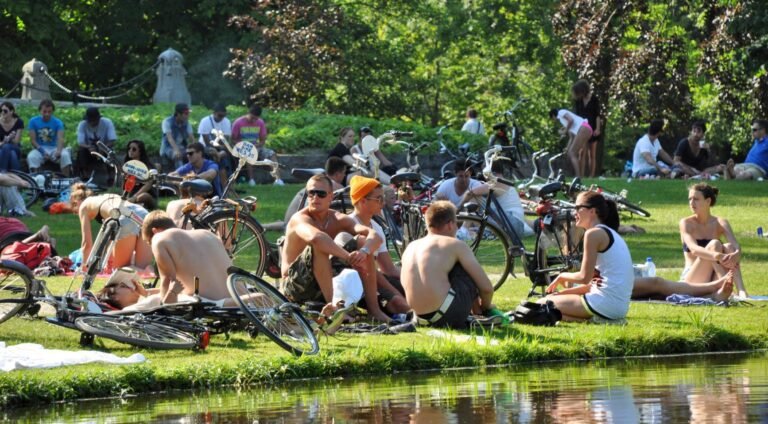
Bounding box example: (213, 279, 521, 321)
(286, 208, 313, 228)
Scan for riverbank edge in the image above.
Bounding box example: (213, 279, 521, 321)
(1, 325, 764, 408)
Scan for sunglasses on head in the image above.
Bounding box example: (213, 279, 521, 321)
(307, 189, 328, 199)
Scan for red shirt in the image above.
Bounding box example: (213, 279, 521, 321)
(0, 217, 28, 239)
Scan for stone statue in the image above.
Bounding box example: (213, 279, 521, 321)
(21, 58, 51, 100)
(152, 48, 191, 105)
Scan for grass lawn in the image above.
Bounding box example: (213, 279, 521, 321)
(1, 178, 767, 407)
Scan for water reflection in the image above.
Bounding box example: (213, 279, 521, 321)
(5, 352, 768, 423)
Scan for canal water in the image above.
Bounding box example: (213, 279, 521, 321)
(5, 352, 768, 423)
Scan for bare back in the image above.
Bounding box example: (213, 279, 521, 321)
(401, 234, 467, 314)
(152, 228, 232, 300)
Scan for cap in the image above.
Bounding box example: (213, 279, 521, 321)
(212, 103, 226, 113)
(359, 126, 372, 135)
(84, 107, 100, 122)
(349, 175, 380, 204)
(105, 267, 142, 288)
(175, 103, 190, 115)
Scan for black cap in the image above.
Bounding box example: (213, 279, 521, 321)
(85, 107, 100, 122)
(175, 103, 190, 115)
(212, 103, 226, 113)
(359, 126, 372, 134)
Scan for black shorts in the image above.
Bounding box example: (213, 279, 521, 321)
(417, 264, 478, 330)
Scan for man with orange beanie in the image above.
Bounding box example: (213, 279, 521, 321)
(281, 174, 390, 322)
(336, 176, 410, 316)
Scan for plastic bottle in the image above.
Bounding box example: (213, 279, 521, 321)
(644, 257, 656, 278)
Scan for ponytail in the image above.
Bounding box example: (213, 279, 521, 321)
(603, 199, 620, 231)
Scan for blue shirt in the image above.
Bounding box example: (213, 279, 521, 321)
(161, 116, 193, 152)
(175, 159, 222, 197)
(745, 136, 768, 172)
(28, 116, 64, 148)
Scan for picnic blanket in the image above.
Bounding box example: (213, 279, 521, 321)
(0, 342, 145, 372)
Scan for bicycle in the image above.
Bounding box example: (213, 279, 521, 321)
(490, 98, 536, 180)
(438, 127, 483, 179)
(9, 169, 103, 208)
(456, 146, 584, 295)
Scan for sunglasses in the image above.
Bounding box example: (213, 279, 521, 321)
(574, 204, 593, 211)
(307, 189, 329, 199)
(365, 195, 384, 203)
(128, 146, 139, 152)
(186, 151, 197, 156)
(0, 109, 9, 114)
(752, 127, 763, 132)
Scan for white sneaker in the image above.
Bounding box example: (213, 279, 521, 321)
(273, 179, 285, 186)
(248, 179, 256, 187)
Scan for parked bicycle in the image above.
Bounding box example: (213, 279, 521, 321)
(9, 169, 103, 208)
(456, 145, 584, 295)
(490, 98, 536, 180)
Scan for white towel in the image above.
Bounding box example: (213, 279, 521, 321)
(0, 342, 146, 372)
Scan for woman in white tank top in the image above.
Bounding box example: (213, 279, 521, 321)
(539, 191, 634, 321)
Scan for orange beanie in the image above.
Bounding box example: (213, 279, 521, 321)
(349, 175, 381, 204)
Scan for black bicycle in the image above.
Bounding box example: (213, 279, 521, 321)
(490, 98, 536, 180)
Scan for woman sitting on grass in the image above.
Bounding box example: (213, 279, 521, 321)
(70, 183, 153, 272)
(541, 191, 633, 322)
(679, 183, 747, 299)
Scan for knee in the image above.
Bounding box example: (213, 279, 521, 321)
(722, 243, 736, 253)
(705, 239, 724, 251)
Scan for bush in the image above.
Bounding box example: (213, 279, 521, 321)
(11, 103, 486, 158)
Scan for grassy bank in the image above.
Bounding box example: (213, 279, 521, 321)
(1, 179, 767, 407)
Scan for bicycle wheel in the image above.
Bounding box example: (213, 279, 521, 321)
(455, 215, 511, 291)
(9, 170, 41, 208)
(615, 198, 651, 218)
(74, 315, 199, 349)
(201, 210, 268, 277)
(227, 269, 319, 356)
(0, 261, 33, 324)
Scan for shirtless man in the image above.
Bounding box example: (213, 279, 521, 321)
(338, 175, 409, 315)
(401, 201, 495, 329)
(280, 174, 389, 322)
(141, 210, 232, 305)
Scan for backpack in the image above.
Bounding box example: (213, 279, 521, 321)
(0, 241, 53, 270)
(511, 300, 562, 326)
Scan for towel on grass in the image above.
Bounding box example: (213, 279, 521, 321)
(0, 342, 145, 372)
(665, 294, 724, 306)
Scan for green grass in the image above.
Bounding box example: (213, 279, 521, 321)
(1, 178, 767, 407)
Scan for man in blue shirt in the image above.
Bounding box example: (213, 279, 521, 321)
(170, 142, 222, 197)
(726, 118, 768, 180)
(27, 99, 72, 176)
(160, 103, 194, 171)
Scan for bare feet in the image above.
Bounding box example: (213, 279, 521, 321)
(724, 159, 735, 180)
(711, 271, 734, 302)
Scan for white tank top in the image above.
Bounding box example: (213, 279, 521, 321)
(585, 224, 634, 319)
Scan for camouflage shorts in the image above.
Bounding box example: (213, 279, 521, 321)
(280, 246, 324, 304)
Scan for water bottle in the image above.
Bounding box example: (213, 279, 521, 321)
(645, 257, 656, 278)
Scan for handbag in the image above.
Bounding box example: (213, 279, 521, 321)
(511, 300, 562, 326)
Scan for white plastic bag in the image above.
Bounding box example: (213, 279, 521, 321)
(332, 268, 363, 306)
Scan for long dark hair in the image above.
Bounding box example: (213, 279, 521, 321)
(124, 139, 152, 168)
(579, 191, 620, 231)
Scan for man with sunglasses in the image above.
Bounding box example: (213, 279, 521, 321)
(281, 174, 390, 322)
(725, 119, 768, 180)
(336, 176, 410, 316)
(170, 142, 222, 197)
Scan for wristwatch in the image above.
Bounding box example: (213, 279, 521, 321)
(359, 246, 371, 256)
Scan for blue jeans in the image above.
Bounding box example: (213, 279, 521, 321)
(0, 143, 21, 171)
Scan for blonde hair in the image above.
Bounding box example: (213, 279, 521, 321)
(425, 200, 457, 229)
(69, 182, 93, 207)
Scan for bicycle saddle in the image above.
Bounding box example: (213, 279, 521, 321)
(390, 172, 421, 185)
(529, 181, 562, 199)
(180, 179, 213, 197)
(291, 168, 325, 181)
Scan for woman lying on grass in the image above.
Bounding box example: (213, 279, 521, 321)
(541, 192, 633, 322)
(679, 183, 747, 298)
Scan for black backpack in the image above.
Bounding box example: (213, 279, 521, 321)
(511, 300, 562, 326)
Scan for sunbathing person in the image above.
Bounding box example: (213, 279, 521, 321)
(70, 183, 152, 271)
(141, 210, 234, 305)
(401, 201, 495, 329)
(632, 271, 733, 302)
(543, 192, 634, 322)
(336, 176, 409, 315)
(679, 183, 747, 298)
(280, 174, 389, 322)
